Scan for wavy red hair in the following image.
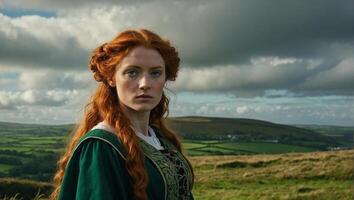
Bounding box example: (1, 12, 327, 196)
(50, 29, 194, 200)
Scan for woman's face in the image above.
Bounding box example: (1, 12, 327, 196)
(110, 46, 166, 113)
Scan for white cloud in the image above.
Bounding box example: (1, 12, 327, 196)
(18, 70, 93, 90)
(264, 89, 295, 98)
(0, 89, 80, 109)
(251, 57, 297, 66)
(170, 58, 317, 94)
(0, 0, 149, 11)
(300, 58, 354, 91)
(0, 13, 89, 69)
(169, 56, 354, 96)
(236, 106, 249, 114)
(21, 90, 37, 103)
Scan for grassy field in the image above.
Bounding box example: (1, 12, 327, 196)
(182, 140, 319, 156)
(0, 137, 335, 181)
(0, 135, 323, 177)
(0, 149, 352, 200)
(190, 149, 353, 200)
(0, 119, 352, 199)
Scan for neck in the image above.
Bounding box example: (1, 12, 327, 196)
(121, 105, 150, 136)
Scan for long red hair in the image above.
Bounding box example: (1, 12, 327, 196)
(50, 29, 194, 200)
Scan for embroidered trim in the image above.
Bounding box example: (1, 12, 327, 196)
(159, 137, 194, 197)
(66, 136, 127, 169)
(139, 140, 178, 199)
(138, 135, 194, 200)
(160, 149, 189, 199)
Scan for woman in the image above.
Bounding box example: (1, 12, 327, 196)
(50, 29, 194, 200)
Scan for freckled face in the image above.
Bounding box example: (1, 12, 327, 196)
(111, 46, 166, 112)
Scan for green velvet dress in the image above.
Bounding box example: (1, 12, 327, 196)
(58, 127, 194, 200)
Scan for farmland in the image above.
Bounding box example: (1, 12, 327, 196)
(1, 150, 352, 200)
(0, 117, 352, 199)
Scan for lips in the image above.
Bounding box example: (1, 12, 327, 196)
(136, 94, 153, 99)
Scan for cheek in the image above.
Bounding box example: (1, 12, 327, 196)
(156, 80, 165, 91)
(116, 73, 134, 89)
(121, 81, 133, 90)
(116, 79, 135, 96)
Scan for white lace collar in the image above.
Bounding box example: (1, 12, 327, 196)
(91, 121, 164, 150)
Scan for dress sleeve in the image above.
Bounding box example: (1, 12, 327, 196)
(58, 139, 132, 200)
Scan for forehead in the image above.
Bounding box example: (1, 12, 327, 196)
(119, 46, 165, 69)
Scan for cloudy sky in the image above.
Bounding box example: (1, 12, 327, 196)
(0, 0, 353, 126)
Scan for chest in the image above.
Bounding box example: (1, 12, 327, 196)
(140, 138, 193, 200)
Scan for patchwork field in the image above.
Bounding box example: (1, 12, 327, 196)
(0, 134, 325, 179)
(0, 119, 352, 199)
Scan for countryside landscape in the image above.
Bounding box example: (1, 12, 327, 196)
(0, 116, 353, 200)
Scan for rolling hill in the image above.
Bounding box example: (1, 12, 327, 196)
(0, 116, 352, 150)
(166, 116, 350, 149)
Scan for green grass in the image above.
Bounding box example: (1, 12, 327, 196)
(0, 147, 31, 152)
(1, 150, 352, 200)
(190, 150, 353, 200)
(0, 164, 15, 173)
(215, 142, 317, 154)
(181, 141, 319, 156)
(182, 142, 206, 149)
(193, 179, 352, 200)
(19, 140, 61, 145)
(0, 138, 18, 143)
(194, 146, 244, 155)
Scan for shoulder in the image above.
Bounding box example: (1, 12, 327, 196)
(72, 129, 127, 162)
(59, 130, 133, 200)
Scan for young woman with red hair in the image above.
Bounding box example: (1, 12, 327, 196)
(50, 29, 194, 200)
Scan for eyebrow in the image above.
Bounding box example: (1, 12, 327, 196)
(123, 65, 164, 70)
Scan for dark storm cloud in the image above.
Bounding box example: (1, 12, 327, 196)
(1, 0, 353, 66)
(0, 0, 149, 11)
(172, 0, 354, 66)
(0, 0, 353, 96)
(0, 14, 89, 69)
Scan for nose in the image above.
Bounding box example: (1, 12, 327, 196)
(138, 73, 151, 90)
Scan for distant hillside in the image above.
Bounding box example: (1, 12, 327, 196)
(0, 116, 351, 149)
(166, 116, 343, 149)
(294, 124, 354, 135)
(294, 124, 353, 148)
(0, 122, 74, 136)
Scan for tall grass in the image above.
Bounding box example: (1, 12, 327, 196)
(189, 149, 353, 200)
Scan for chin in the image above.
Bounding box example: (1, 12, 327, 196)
(131, 105, 156, 112)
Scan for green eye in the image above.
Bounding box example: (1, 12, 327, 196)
(151, 70, 162, 77)
(126, 69, 138, 77)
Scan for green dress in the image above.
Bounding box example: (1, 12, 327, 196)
(58, 127, 194, 200)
